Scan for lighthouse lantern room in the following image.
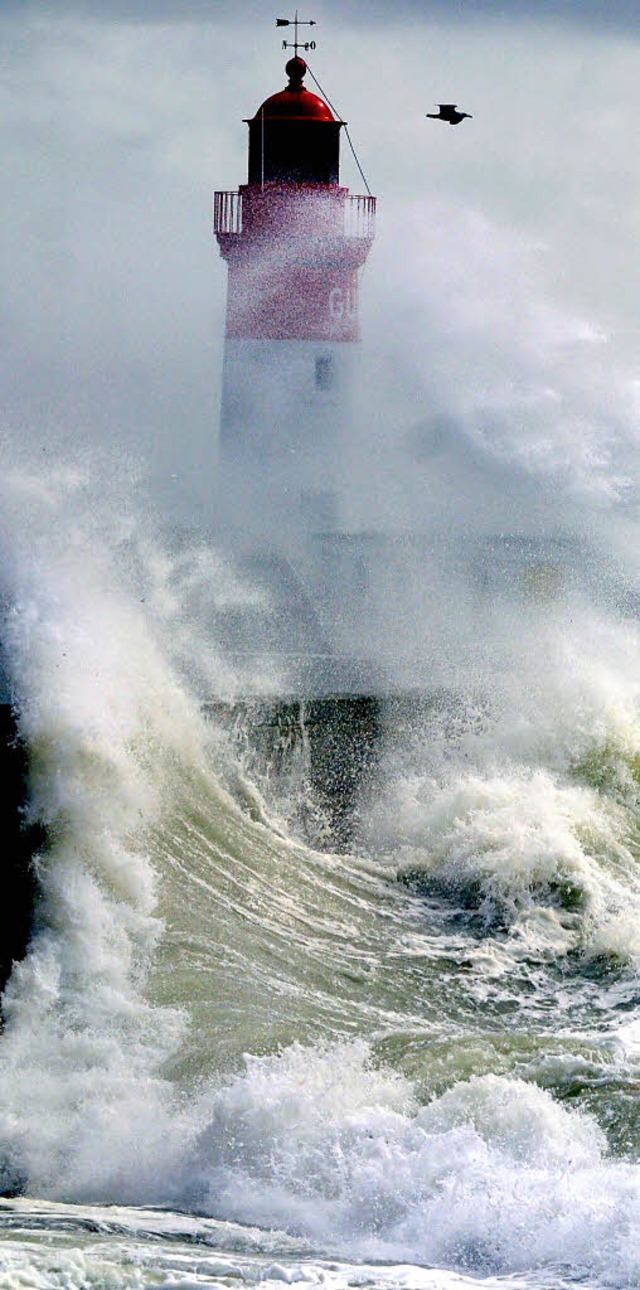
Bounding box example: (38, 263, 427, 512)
(213, 34, 375, 555)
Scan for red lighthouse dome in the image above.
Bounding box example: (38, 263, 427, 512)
(256, 86, 334, 121)
(255, 58, 334, 121)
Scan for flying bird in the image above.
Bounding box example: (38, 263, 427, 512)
(426, 104, 472, 125)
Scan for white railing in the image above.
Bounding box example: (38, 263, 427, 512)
(344, 194, 376, 241)
(213, 190, 376, 241)
(213, 190, 242, 235)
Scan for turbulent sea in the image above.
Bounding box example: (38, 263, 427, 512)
(1, 464, 640, 1290)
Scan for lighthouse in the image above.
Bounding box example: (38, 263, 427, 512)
(213, 37, 375, 562)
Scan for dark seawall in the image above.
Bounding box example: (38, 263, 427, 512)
(0, 706, 40, 998)
(206, 694, 384, 849)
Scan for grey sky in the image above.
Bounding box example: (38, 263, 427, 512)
(3, 0, 640, 531)
(4, 0, 640, 29)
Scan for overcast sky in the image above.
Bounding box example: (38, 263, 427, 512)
(4, 1, 640, 28)
(3, 0, 640, 534)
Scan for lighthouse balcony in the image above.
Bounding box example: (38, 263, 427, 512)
(214, 187, 376, 250)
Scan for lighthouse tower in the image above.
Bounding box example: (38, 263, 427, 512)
(213, 44, 375, 560)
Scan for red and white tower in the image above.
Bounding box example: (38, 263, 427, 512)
(213, 46, 375, 556)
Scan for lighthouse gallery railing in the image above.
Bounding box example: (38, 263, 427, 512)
(214, 191, 376, 241)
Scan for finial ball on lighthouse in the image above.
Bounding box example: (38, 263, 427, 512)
(285, 55, 307, 86)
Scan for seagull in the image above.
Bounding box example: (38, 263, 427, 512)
(426, 104, 472, 125)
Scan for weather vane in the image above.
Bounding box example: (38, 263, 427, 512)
(276, 12, 317, 55)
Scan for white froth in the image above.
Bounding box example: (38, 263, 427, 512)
(0, 466, 208, 1198)
(365, 611, 640, 964)
(185, 1041, 640, 1284)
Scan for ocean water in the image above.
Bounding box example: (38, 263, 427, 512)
(1, 463, 640, 1289)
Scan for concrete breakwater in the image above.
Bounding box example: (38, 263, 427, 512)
(205, 694, 384, 849)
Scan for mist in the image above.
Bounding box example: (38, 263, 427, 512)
(3, 2, 640, 684)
